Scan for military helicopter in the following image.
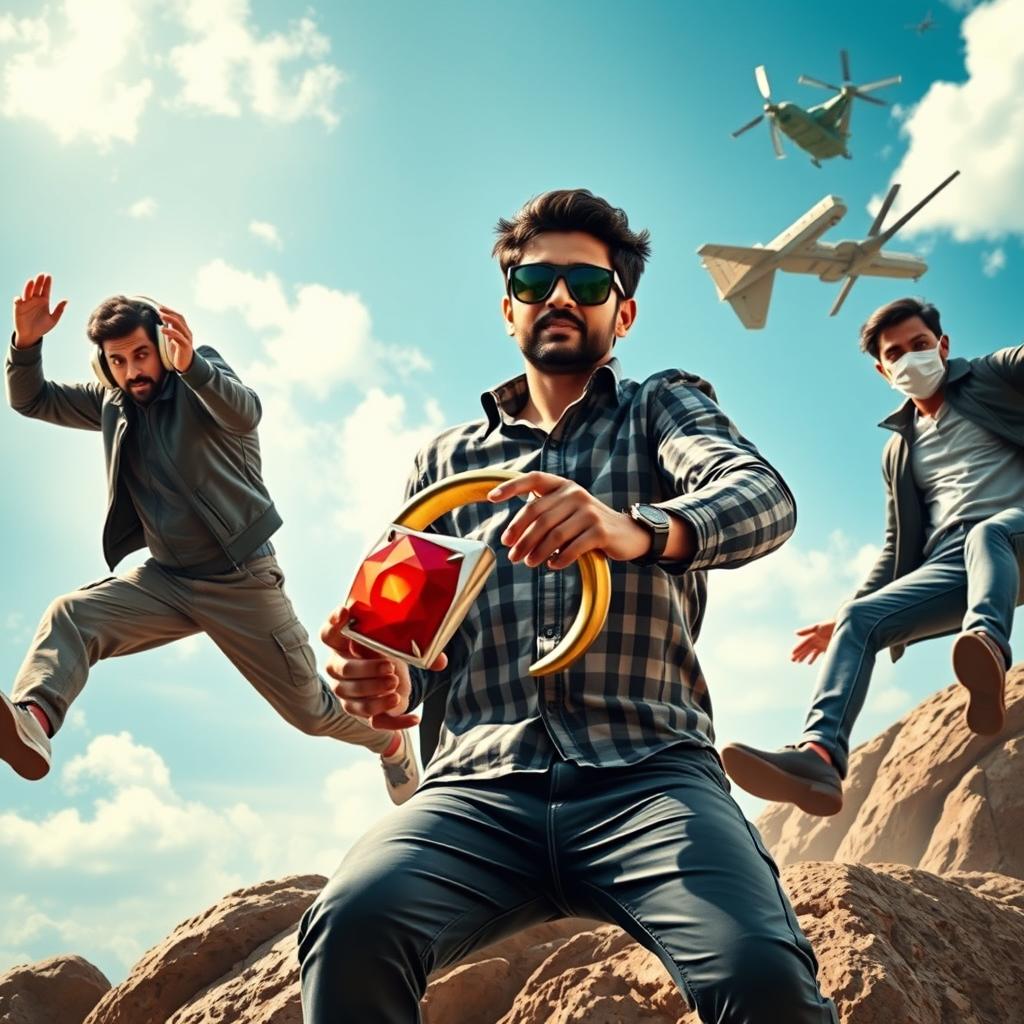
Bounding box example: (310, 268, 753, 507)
(732, 50, 901, 167)
(906, 11, 935, 34)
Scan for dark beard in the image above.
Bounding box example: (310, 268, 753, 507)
(519, 311, 614, 375)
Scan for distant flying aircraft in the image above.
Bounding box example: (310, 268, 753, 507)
(906, 11, 935, 34)
(697, 170, 961, 329)
(732, 50, 900, 166)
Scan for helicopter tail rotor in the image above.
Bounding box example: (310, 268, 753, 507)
(755, 64, 772, 101)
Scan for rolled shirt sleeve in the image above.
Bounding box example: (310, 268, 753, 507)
(649, 377, 797, 573)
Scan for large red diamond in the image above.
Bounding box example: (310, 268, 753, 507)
(345, 533, 462, 656)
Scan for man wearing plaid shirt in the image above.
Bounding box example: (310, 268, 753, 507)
(298, 190, 838, 1023)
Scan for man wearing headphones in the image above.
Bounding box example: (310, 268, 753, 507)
(0, 274, 418, 804)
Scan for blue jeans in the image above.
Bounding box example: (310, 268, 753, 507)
(802, 508, 1024, 777)
(297, 747, 837, 1024)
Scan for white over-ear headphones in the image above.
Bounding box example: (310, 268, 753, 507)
(91, 295, 175, 389)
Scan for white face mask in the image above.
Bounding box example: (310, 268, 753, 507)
(887, 347, 946, 400)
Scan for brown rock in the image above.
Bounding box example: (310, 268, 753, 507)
(423, 919, 593, 1024)
(943, 871, 1024, 909)
(167, 928, 302, 1024)
(85, 874, 323, 1024)
(495, 926, 689, 1024)
(0, 954, 110, 1024)
(757, 667, 1024, 872)
(787, 861, 1024, 1024)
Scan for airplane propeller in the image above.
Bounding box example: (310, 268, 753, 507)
(798, 50, 901, 108)
(830, 170, 961, 316)
(731, 64, 785, 159)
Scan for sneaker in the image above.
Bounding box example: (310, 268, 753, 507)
(0, 693, 51, 780)
(952, 630, 1007, 736)
(380, 730, 420, 806)
(721, 742, 843, 817)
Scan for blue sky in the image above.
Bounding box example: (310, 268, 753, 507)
(1, 0, 1021, 982)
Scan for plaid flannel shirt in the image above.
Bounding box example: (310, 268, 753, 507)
(405, 357, 796, 784)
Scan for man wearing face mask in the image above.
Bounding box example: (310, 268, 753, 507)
(723, 297, 1024, 816)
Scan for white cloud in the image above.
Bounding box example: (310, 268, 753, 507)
(194, 258, 432, 398)
(699, 530, 882, 720)
(168, 0, 343, 127)
(875, 0, 1024, 241)
(0, 0, 344, 148)
(127, 196, 157, 218)
(0, 0, 153, 148)
(191, 259, 444, 551)
(0, 732, 395, 975)
(249, 219, 282, 248)
(982, 246, 1006, 276)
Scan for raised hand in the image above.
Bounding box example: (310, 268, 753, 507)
(13, 274, 67, 348)
(321, 605, 448, 731)
(157, 305, 195, 373)
(791, 620, 836, 665)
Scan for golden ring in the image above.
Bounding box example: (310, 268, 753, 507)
(394, 469, 611, 676)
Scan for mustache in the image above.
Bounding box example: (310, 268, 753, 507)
(535, 310, 586, 333)
(126, 377, 155, 388)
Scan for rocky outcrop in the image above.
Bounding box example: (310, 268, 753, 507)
(9, 669, 1024, 1023)
(84, 875, 323, 1024)
(757, 668, 1024, 873)
(0, 955, 110, 1024)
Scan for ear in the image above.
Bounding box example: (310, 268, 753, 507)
(874, 360, 890, 383)
(615, 297, 637, 338)
(501, 294, 515, 336)
(939, 334, 950, 359)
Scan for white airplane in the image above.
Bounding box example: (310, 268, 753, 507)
(697, 170, 960, 329)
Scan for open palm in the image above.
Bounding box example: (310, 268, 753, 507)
(13, 274, 67, 347)
(791, 620, 836, 665)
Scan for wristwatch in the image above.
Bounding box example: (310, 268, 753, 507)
(628, 503, 671, 566)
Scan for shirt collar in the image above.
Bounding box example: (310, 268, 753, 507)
(480, 357, 624, 432)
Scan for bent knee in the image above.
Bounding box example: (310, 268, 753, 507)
(703, 934, 825, 1022)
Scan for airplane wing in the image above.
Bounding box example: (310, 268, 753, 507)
(698, 244, 772, 299)
(725, 271, 775, 329)
(777, 250, 847, 275)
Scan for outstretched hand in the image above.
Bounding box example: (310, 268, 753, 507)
(13, 274, 67, 348)
(791, 620, 836, 665)
(321, 605, 448, 731)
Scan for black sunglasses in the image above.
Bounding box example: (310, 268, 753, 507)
(506, 263, 625, 306)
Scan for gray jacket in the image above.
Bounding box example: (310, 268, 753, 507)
(856, 345, 1024, 659)
(5, 339, 282, 570)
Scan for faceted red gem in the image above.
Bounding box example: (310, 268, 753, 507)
(346, 533, 461, 656)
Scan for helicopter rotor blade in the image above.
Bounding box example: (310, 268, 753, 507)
(830, 275, 859, 317)
(868, 184, 901, 236)
(798, 74, 841, 91)
(857, 75, 902, 93)
(769, 119, 785, 159)
(732, 114, 765, 138)
(841, 49, 852, 82)
(877, 170, 961, 244)
(853, 92, 888, 107)
(755, 65, 772, 100)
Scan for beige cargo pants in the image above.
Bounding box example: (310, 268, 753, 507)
(11, 554, 391, 752)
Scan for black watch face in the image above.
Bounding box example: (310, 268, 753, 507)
(637, 505, 670, 528)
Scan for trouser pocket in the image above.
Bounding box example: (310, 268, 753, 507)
(272, 619, 318, 686)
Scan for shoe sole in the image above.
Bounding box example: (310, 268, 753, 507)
(952, 634, 1006, 736)
(0, 697, 49, 781)
(722, 746, 843, 817)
